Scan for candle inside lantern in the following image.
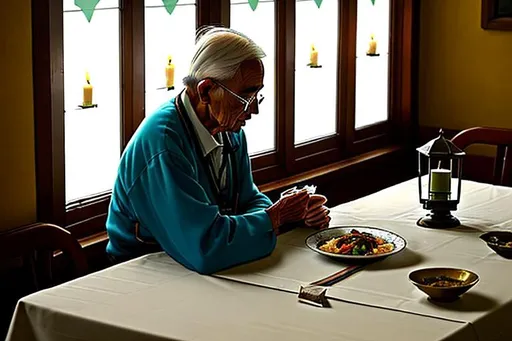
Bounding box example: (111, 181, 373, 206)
(83, 71, 93, 106)
(430, 168, 451, 200)
(367, 34, 377, 55)
(166, 55, 175, 89)
(309, 44, 318, 66)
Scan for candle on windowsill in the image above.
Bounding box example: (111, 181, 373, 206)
(83, 71, 93, 107)
(309, 44, 318, 67)
(430, 168, 451, 200)
(166, 55, 175, 90)
(367, 34, 378, 55)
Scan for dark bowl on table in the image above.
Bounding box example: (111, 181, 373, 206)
(409, 267, 479, 302)
(480, 231, 512, 259)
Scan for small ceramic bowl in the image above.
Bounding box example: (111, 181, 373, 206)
(409, 267, 479, 302)
(479, 231, 512, 259)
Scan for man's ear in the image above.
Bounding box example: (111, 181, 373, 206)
(197, 79, 214, 104)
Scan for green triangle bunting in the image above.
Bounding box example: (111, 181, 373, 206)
(314, 0, 323, 9)
(162, 0, 179, 16)
(248, 0, 259, 11)
(75, 0, 100, 22)
(371, 0, 376, 5)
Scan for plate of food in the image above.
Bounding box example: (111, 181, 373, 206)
(305, 226, 406, 260)
(479, 231, 512, 259)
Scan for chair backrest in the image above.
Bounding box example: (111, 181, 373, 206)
(0, 223, 88, 287)
(451, 127, 512, 186)
(0, 223, 88, 338)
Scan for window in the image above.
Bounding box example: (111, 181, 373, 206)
(230, 0, 276, 155)
(144, 0, 197, 115)
(294, 0, 338, 144)
(33, 0, 416, 237)
(355, 0, 390, 129)
(63, 0, 121, 203)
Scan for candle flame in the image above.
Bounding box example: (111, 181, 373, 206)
(167, 55, 173, 64)
(85, 71, 90, 82)
(311, 44, 316, 52)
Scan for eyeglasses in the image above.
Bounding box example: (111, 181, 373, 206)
(212, 80, 264, 113)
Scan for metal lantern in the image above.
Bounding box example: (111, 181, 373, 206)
(417, 129, 466, 228)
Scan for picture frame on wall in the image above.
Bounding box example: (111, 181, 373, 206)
(482, 0, 512, 30)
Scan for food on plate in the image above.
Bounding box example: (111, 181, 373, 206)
(422, 275, 465, 287)
(318, 229, 395, 255)
(489, 236, 512, 248)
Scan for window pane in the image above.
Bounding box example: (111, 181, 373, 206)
(295, 0, 338, 144)
(230, 0, 276, 155)
(144, 1, 197, 116)
(355, 0, 390, 129)
(63, 1, 121, 202)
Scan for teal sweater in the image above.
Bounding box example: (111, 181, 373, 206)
(105, 99, 276, 274)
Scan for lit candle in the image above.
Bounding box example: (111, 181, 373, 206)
(309, 44, 318, 66)
(430, 169, 451, 200)
(83, 71, 93, 106)
(166, 55, 175, 89)
(367, 34, 377, 55)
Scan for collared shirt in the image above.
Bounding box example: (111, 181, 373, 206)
(181, 91, 227, 189)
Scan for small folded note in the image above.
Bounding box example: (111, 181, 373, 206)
(298, 285, 329, 308)
(303, 185, 317, 195)
(281, 185, 317, 198)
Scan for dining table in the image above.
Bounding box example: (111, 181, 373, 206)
(6, 178, 512, 341)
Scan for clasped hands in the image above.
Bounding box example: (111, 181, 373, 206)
(265, 186, 331, 234)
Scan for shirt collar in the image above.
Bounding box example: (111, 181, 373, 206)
(181, 90, 222, 157)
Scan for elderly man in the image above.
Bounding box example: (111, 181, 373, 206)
(106, 26, 331, 274)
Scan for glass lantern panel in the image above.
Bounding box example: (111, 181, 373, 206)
(418, 154, 429, 202)
(425, 156, 461, 202)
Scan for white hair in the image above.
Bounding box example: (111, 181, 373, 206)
(184, 26, 266, 87)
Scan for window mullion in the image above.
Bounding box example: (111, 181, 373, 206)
(196, 0, 209, 26)
(121, 0, 145, 150)
(199, 0, 230, 27)
(343, 0, 357, 155)
(336, 0, 349, 154)
(282, 0, 295, 173)
(33, 0, 66, 225)
(275, 0, 287, 173)
(389, 0, 416, 144)
(220, 0, 231, 27)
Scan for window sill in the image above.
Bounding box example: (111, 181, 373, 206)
(78, 144, 414, 253)
(259, 144, 413, 201)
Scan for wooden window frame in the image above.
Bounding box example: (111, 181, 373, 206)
(32, 0, 417, 239)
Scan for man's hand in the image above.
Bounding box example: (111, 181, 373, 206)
(265, 189, 310, 233)
(304, 194, 331, 229)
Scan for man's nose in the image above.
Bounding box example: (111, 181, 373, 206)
(250, 99, 259, 115)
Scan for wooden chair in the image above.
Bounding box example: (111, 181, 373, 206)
(451, 127, 512, 186)
(0, 223, 88, 337)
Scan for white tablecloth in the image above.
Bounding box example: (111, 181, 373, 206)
(214, 179, 512, 340)
(7, 179, 512, 341)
